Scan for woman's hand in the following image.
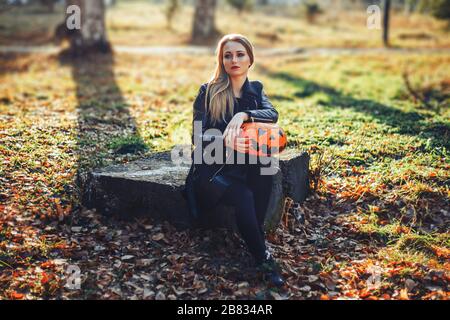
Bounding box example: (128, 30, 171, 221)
(223, 112, 249, 153)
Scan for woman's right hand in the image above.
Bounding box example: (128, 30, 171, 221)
(223, 112, 250, 154)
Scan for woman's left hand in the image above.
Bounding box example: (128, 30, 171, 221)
(223, 112, 249, 150)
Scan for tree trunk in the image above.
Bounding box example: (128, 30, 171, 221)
(383, 0, 391, 47)
(66, 0, 110, 55)
(191, 0, 219, 44)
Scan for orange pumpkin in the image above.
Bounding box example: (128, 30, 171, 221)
(232, 122, 287, 157)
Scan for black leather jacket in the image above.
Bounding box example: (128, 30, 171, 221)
(183, 78, 279, 219)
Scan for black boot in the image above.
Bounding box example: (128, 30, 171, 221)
(256, 251, 285, 287)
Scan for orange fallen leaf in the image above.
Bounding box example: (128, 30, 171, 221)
(359, 289, 371, 298)
(54, 200, 63, 217)
(41, 272, 50, 285)
(41, 261, 55, 269)
(10, 291, 24, 299)
(431, 245, 450, 259)
(345, 291, 356, 298)
(152, 233, 165, 241)
(399, 288, 409, 300)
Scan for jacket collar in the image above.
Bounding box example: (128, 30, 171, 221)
(241, 77, 259, 100)
(206, 78, 259, 127)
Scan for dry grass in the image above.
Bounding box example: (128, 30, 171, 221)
(0, 11, 448, 298)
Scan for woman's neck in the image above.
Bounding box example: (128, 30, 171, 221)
(230, 75, 247, 98)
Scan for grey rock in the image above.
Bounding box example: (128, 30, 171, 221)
(80, 150, 309, 231)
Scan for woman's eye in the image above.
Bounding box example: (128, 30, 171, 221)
(224, 53, 245, 59)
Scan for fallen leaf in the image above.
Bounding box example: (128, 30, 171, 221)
(10, 292, 24, 300)
(198, 288, 208, 294)
(155, 291, 166, 300)
(300, 285, 311, 292)
(41, 272, 49, 285)
(399, 288, 409, 300)
(270, 291, 285, 300)
(143, 289, 154, 299)
(308, 275, 319, 282)
(152, 233, 165, 241)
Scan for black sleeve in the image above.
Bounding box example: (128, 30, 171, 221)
(244, 82, 279, 123)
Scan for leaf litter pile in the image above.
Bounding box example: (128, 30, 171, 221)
(0, 52, 448, 300)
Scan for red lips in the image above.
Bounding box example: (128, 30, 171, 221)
(231, 66, 240, 69)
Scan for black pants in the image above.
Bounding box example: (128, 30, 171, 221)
(218, 169, 273, 264)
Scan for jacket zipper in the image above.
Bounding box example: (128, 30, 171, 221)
(209, 149, 233, 182)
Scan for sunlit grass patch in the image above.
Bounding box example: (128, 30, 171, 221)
(0, 50, 448, 301)
(107, 134, 148, 154)
(355, 209, 449, 257)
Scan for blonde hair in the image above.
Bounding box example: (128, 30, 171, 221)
(205, 34, 254, 125)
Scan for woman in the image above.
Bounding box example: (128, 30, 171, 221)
(184, 34, 284, 287)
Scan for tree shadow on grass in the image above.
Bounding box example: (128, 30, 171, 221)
(58, 50, 148, 207)
(260, 67, 450, 230)
(260, 67, 449, 150)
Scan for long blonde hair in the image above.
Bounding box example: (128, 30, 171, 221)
(205, 34, 254, 125)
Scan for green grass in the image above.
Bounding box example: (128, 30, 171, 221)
(107, 135, 149, 154)
(1, 51, 448, 216)
(0, 50, 448, 299)
(1, 2, 449, 300)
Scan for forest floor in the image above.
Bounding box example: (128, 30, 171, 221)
(0, 49, 448, 300)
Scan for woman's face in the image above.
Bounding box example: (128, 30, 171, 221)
(222, 41, 252, 78)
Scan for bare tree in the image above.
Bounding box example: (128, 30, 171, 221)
(383, 0, 391, 46)
(191, 0, 220, 44)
